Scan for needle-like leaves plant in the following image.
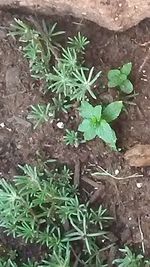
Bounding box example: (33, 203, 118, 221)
(27, 103, 54, 129)
(64, 130, 83, 147)
(0, 161, 113, 266)
(113, 246, 150, 267)
(9, 18, 64, 79)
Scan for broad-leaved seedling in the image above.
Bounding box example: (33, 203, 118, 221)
(108, 62, 133, 94)
(78, 101, 123, 149)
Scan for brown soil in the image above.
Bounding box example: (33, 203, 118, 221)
(0, 10, 150, 263)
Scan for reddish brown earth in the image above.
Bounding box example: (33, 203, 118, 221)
(0, 10, 150, 261)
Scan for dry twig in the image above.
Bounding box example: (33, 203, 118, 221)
(92, 166, 143, 180)
(138, 216, 145, 255)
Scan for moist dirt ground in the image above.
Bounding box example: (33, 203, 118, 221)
(0, 10, 150, 263)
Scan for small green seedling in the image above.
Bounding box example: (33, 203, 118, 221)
(67, 32, 89, 53)
(64, 130, 80, 148)
(78, 101, 123, 150)
(108, 62, 133, 94)
(27, 103, 54, 129)
(113, 246, 145, 267)
(64, 130, 84, 148)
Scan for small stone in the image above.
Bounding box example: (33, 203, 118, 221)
(56, 122, 64, 129)
(6, 127, 12, 132)
(0, 122, 5, 128)
(128, 217, 132, 221)
(17, 144, 22, 149)
(136, 182, 142, 188)
(115, 169, 119, 175)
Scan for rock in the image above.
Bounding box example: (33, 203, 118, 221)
(56, 121, 64, 129)
(0, 0, 150, 31)
(124, 144, 150, 167)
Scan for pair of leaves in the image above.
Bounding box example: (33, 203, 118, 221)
(78, 101, 123, 149)
(108, 62, 133, 94)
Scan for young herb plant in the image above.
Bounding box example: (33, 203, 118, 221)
(67, 32, 89, 54)
(0, 162, 113, 266)
(113, 246, 150, 267)
(10, 19, 101, 102)
(78, 101, 123, 150)
(108, 62, 133, 94)
(64, 129, 83, 148)
(9, 18, 64, 79)
(27, 103, 54, 129)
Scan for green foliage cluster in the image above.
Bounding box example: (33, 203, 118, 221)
(64, 129, 84, 147)
(9, 18, 132, 149)
(78, 101, 123, 150)
(6, 16, 150, 267)
(10, 19, 64, 79)
(108, 62, 133, 94)
(0, 162, 112, 266)
(113, 246, 150, 267)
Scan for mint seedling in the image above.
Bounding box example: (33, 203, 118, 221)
(108, 62, 133, 94)
(78, 101, 123, 149)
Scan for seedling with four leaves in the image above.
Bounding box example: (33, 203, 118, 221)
(78, 101, 123, 150)
(108, 62, 133, 94)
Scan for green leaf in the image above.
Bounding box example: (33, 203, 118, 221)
(93, 105, 102, 119)
(108, 80, 118, 88)
(121, 62, 132, 76)
(118, 73, 127, 85)
(96, 120, 117, 149)
(107, 70, 127, 87)
(78, 119, 91, 132)
(102, 101, 123, 123)
(108, 69, 120, 80)
(79, 101, 94, 118)
(84, 128, 96, 140)
(120, 79, 133, 94)
(78, 119, 96, 140)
